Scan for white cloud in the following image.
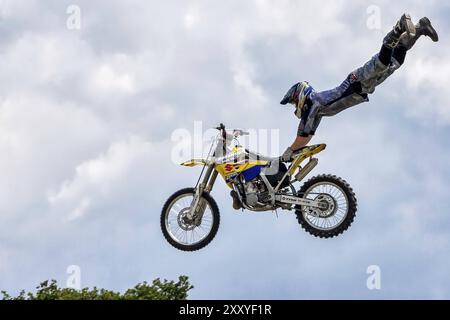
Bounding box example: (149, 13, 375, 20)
(403, 55, 450, 124)
(0, 0, 450, 299)
(231, 56, 268, 109)
(242, 0, 347, 44)
(0, 93, 108, 215)
(90, 64, 136, 95)
(184, 5, 200, 29)
(48, 136, 157, 220)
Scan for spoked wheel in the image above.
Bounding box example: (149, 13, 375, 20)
(295, 174, 357, 238)
(161, 188, 220, 251)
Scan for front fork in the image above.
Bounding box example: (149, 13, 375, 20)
(187, 164, 218, 221)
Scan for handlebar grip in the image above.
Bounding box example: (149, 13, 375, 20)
(215, 123, 226, 132)
(232, 129, 250, 136)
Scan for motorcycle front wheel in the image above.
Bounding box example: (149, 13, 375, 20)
(296, 174, 357, 238)
(161, 188, 220, 251)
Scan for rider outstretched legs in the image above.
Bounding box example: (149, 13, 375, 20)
(280, 13, 439, 165)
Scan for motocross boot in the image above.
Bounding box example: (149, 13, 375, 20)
(383, 13, 416, 49)
(230, 190, 242, 210)
(399, 17, 439, 50)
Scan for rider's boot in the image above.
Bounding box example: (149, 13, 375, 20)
(230, 190, 242, 210)
(399, 17, 439, 50)
(383, 13, 416, 49)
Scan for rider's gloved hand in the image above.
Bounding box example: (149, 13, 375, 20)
(281, 147, 294, 162)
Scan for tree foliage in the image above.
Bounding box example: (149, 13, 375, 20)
(1, 276, 193, 300)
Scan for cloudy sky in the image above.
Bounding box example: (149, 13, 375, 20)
(0, 0, 449, 299)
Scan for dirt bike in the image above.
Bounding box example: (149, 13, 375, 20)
(161, 123, 357, 251)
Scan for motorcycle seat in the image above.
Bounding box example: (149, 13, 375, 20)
(245, 149, 280, 162)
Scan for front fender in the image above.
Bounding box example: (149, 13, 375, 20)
(180, 159, 209, 167)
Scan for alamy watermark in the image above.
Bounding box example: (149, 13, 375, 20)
(366, 5, 404, 33)
(366, 265, 381, 290)
(366, 5, 382, 31)
(66, 5, 81, 30)
(66, 265, 81, 290)
(171, 121, 281, 165)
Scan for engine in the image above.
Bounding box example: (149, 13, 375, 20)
(242, 177, 270, 207)
(236, 161, 289, 208)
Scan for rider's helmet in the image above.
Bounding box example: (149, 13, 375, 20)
(280, 81, 314, 118)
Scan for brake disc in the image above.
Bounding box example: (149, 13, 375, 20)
(304, 193, 337, 218)
(177, 208, 196, 231)
(315, 194, 337, 218)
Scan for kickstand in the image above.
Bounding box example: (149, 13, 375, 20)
(274, 209, 279, 218)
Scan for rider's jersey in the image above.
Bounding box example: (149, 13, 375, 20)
(298, 54, 401, 137)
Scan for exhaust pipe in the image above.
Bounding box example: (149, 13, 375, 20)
(295, 158, 318, 182)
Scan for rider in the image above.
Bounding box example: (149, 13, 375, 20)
(280, 14, 439, 162)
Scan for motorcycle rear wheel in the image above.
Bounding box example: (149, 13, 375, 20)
(161, 188, 220, 251)
(295, 174, 357, 238)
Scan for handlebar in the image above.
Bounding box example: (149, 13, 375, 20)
(215, 123, 227, 141)
(215, 123, 226, 131)
(232, 129, 250, 137)
(214, 124, 249, 138)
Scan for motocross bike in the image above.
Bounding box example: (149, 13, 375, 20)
(161, 123, 357, 251)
